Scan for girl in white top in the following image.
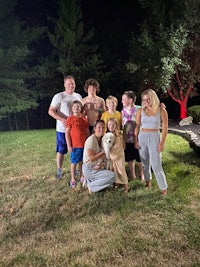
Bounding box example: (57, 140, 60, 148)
(135, 89, 168, 195)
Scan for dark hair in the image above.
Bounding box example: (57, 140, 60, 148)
(72, 100, 83, 112)
(94, 119, 105, 127)
(123, 90, 136, 103)
(84, 78, 100, 93)
(72, 100, 83, 107)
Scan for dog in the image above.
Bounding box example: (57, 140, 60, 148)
(101, 132, 116, 170)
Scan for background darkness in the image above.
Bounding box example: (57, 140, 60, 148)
(10, 0, 199, 130)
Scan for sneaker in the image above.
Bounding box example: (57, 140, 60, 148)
(55, 173, 62, 179)
(69, 180, 76, 189)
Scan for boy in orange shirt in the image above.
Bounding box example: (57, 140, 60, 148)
(65, 101, 90, 189)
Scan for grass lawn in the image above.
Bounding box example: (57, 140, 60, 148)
(0, 129, 200, 267)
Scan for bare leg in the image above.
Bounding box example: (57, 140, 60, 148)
(56, 153, 64, 178)
(137, 161, 144, 181)
(79, 162, 83, 179)
(128, 160, 136, 179)
(56, 152, 64, 169)
(124, 183, 129, 193)
(70, 163, 76, 182)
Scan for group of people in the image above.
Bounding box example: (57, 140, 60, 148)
(48, 75, 168, 195)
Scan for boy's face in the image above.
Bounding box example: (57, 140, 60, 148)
(122, 94, 132, 107)
(87, 85, 97, 95)
(106, 100, 117, 109)
(72, 103, 82, 113)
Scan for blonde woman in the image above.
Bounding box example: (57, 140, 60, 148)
(134, 89, 168, 195)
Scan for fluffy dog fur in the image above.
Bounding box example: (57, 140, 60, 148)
(102, 132, 116, 170)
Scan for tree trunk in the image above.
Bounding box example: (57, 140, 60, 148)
(179, 101, 187, 119)
(25, 110, 30, 130)
(14, 113, 18, 130)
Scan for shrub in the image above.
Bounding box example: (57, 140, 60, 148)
(188, 105, 200, 123)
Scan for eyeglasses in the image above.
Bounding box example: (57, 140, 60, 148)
(142, 98, 150, 102)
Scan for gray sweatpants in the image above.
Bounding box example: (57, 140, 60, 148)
(138, 132, 168, 191)
(82, 163, 116, 193)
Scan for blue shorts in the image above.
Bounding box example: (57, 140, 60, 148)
(124, 143, 141, 162)
(56, 132, 68, 154)
(70, 148, 84, 164)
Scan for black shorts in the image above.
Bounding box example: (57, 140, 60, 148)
(124, 143, 141, 162)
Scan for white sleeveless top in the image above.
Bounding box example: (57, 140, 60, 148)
(141, 109, 161, 129)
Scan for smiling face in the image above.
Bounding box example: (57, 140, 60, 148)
(64, 78, 76, 95)
(122, 94, 133, 107)
(94, 120, 105, 137)
(87, 85, 97, 96)
(107, 119, 117, 133)
(72, 102, 82, 115)
(142, 94, 152, 108)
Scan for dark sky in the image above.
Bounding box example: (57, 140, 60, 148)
(16, 0, 145, 60)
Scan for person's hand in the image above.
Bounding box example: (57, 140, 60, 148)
(61, 118, 66, 127)
(93, 163, 102, 170)
(134, 141, 140, 149)
(158, 142, 164, 152)
(68, 145, 73, 153)
(160, 103, 166, 109)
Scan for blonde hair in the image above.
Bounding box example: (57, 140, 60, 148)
(106, 95, 118, 106)
(107, 118, 122, 136)
(141, 89, 160, 115)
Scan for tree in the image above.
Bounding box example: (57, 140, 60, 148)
(127, 0, 200, 119)
(47, 0, 104, 93)
(0, 0, 46, 130)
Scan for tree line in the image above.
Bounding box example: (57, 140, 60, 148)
(0, 0, 199, 131)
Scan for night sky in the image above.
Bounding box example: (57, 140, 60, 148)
(15, 0, 145, 60)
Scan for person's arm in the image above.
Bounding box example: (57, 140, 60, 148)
(48, 106, 67, 126)
(158, 108, 168, 152)
(101, 98, 106, 112)
(134, 108, 142, 149)
(65, 127, 72, 153)
(87, 148, 105, 162)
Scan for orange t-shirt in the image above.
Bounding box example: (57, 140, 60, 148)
(66, 115, 88, 148)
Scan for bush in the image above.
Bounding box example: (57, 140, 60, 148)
(188, 105, 200, 123)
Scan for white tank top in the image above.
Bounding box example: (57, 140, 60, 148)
(141, 109, 161, 129)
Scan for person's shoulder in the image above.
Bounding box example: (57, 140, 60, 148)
(160, 107, 168, 115)
(101, 110, 108, 116)
(73, 92, 82, 99)
(98, 96, 105, 101)
(81, 96, 87, 103)
(67, 115, 74, 121)
(81, 115, 88, 122)
(136, 107, 142, 114)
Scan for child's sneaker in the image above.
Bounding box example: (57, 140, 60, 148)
(69, 180, 76, 189)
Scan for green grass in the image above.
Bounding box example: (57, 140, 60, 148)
(0, 130, 200, 267)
